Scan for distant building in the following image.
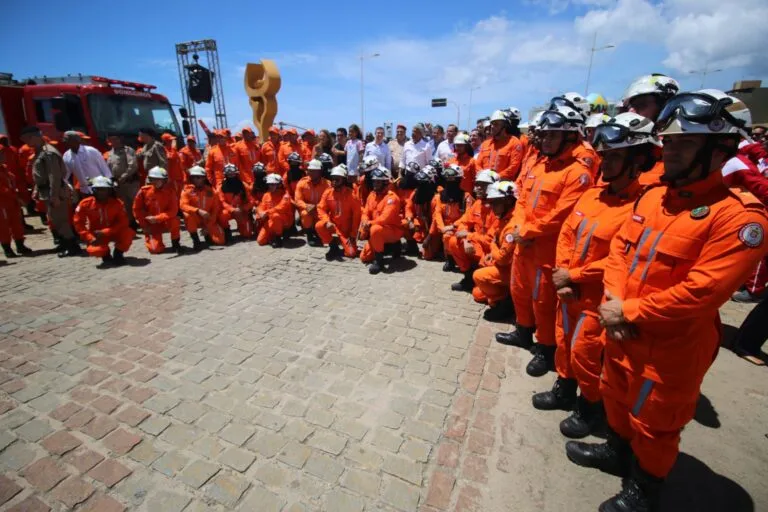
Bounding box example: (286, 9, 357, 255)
(728, 80, 767, 128)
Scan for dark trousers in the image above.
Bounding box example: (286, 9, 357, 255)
(733, 294, 768, 356)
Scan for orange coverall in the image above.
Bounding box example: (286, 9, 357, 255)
(446, 153, 477, 194)
(553, 182, 642, 402)
(179, 146, 202, 173)
(430, 191, 472, 260)
(1, 144, 30, 205)
(180, 184, 225, 245)
(510, 144, 593, 347)
(445, 200, 495, 272)
(476, 135, 524, 181)
(205, 143, 240, 189)
(260, 140, 281, 175)
(403, 190, 434, 246)
(472, 209, 516, 305)
(295, 176, 330, 230)
(0, 166, 24, 245)
(638, 160, 665, 187)
(165, 145, 185, 198)
(233, 140, 261, 187)
(132, 184, 181, 254)
(600, 172, 768, 478)
(256, 188, 294, 245)
(316, 187, 362, 258)
(73, 196, 134, 257)
(218, 189, 255, 239)
(278, 141, 304, 177)
(360, 190, 403, 263)
(575, 141, 600, 179)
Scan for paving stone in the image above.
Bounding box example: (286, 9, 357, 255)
(51, 476, 95, 507)
(160, 424, 199, 447)
(27, 392, 61, 413)
(152, 451, 189, 477)
(0, 430, 15, 451)
(79, 493, 125, 512)
(283, 420, 315, 442)
(240, 485, 286, 512)
(138, 415, 170, 436)
(143, 395, 179, 414)
(333, 418, 369, 440)
(41, 431, 82, 455)
(145, 490, 192, 512)
(196, 411, 231, 433)
(204, 472, 250, 507)
(277, 441, 312, 469)
(0, 474, 22, 506)
(7, 496, 52, 512)
(305, 406, 335, 428)
(372, 429, 404, 453)
(115, 405, 150, 427)
(63, 449, 104, 473)
(344, 444, 383, 471)
(0, 441, 36, 471)
(218, 447, 256, 472)
(49, 402, 82, 422)
(307, 431, 347, 455)
(383, 454, 424, 486)
(103, 428, 142, 455)
(323, 489, 364, 512)
(341, 468, 381, 498)
(254, 462, 289, 487)
(191, 437, 226, 459)
(247, 432, 288, 458)
(80, 415, 118, 440)
(88, 459, 132, 487)
(169, 401, 206, 423)
(219, 423, 255, 446)
(127, 440, 163, 466)
(91, 395, 121, 414)
(15, 418, 53, 442)
(23, 457, 69, 491)
(382, 475, 421, 511)
(304, 452, 344, 483)
(400, 439, 432, 463)
(179, 459, 220, 489)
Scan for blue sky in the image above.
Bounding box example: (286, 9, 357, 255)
(2, 0, 767, 137)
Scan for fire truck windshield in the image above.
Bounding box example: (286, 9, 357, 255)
(87, 94, 181, 140)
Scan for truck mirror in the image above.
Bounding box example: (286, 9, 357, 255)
(54, 112, 72, 132)
(179, 107, 189, 118)
(182, 120, 191, 135)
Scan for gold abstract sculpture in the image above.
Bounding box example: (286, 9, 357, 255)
(243, 60, 281, 140)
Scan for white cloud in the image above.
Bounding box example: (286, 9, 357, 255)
(575, 0, 666, 43)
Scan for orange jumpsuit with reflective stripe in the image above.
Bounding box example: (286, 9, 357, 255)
(295, 176, 330, 230)
(278, 141, 304, 177)
(0, 165, 24, 245)
(205, 144, 240, 189)
(637, 160, 665, 187)
(165, 145, 185, 199)
(575, 141, 600, 179)
(600, 172, 768, 478)
(260, 141, 281, 175)
(360, 190, 403, 263)
(256, 188, 294, 245)
(1, 145, 30, 204)
(132, 184, 181, 254)
(429, 191, 472, 260)
(446, 199, 495, 272)
(510, 144, 592, 346)
(218, 188, 255, 239)
(403, 190, 434, 245)
(179, 146, 202, 173)
(476, 135, 524, 181)
(316, 186, 362, 258)
(73, 196, 134, 257)
(447, 154, 477, 194)
(233, 140, 261, 187)
(180, 184, 225, 245)
(472, 209, 516, 305)
(554, 182, 642, 401)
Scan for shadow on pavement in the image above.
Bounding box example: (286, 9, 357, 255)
(282, 238, 307, 249)
(662, 453, 754, 512)
(693, 394, 721, 429)
(384, 258, 417, 274)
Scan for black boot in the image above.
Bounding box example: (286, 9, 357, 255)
(112, 249, 127, 266)
(224, 227, 234, 245)
(325, 239, 341, 261)
(204, 234, 213, 246)
(566, 427, 632, 478)
(483, 297, 515, 322)
(2, 244, 17, 258)
(99, 253, 114, 267)
(405, 239, 420, 257)
(23, 221, 34, 230)
(451, 270, 474, 292)
(129, 220, 140, 232)
(171, 238, 187, 254)
(270, 235, 284, 248)
(58, 238, 82, 258)
(526, 343, 556, 377)
(442, 257, 456, 272)
(307, 229, 322, 247)
(14, 240, 32, 255)
(496, 325, 534, 349)
(369, 253, 385, 275)
(599, 458, 663, 512)
(384, 241, 403, 258)
(532, 377, 577, 411)
(26, 201, 37, 217)
(560, 396, 605, 439)
(190, 232, 203, 252)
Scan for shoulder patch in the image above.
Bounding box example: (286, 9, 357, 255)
(515, 144, 522, 152)
(632, 214, 645, 224)
(505, 233, 514, 243)
(739, 223, 764, 248)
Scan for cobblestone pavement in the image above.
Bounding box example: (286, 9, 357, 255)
(0, 222, 766, 511)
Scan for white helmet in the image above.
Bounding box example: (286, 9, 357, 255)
(539, 105, 585, 132)
(422, 165, 438, 182)
(405, 161, 421, 175)
(529, 112, 545, 131)
(371, 167, 391, 181)
(490, 110, 507, 123)
(621, 74, 680, 107)
(223, 163, 239, 177)
(147, 166, 168, 180)
(585, 113, 610, 129)
(330, 165, 348, 178)
(188, 166, 206, 177)
(361, 155, 379, 173)
(552, 92, 590, 114)
(265, 173, 284, 185)
(307, 159, 323, 171)
(453, 133, 470, 145)
(656, 89, 751, 137)
(443, 164, 464, 179)
(475, 169, 500, 184)
(486, 180, 517, 200)
(506, 107, 522, 121)
(592, 112, 661, 152)
(90, 176, 114, 189)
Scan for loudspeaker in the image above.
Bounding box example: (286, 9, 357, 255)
(186, 64, 213, 104)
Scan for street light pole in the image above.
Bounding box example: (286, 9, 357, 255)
(584, 32, 615, 96)
(690, 66, 722, 88)
(360, 52, 380, 136)
(467, 85, 481, 131)
(449, 101, 461, 128)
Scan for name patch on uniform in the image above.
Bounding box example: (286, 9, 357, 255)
(527, 174, 535, 179)
(574, 211, 585, 217)
(739, 223, 764, 248)
(505, 233, 514, 243)
(632, 214, 645, 224)
(578, 173, 590, 186)
(690, 206, 710, 219)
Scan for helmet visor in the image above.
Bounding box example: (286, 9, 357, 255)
(539, 110, 570, 129)
(656, 93, 744, 134)
(549, 97, 578, 111)
(592, 123, 630, 146)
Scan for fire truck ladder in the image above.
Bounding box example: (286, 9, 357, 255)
(175, 39, 228, 141)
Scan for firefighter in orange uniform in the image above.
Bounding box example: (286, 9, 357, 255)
(404, 166, 437, 258)
(447, 170, 500, 292)
(301, 130, 316, 162)
(179, 135, 203, 173)
(476, 110, 524, 180)
(316, 165, 362, 260)
(232, 127, 260, 188)
(530, 113, 659, 441)
(132, 167, 186, 254)
(430, 164, 472, 263)
(446, 133, 477, 194)
(260, 126, 281, 175)
(285, 152, 305, 198)
(255, 173, 294, 247)
(180, 166, 225, 249)
(295, 159, 330, 246)
(498, 105, 593, 378)
(0, 135, 32, 215)
(471, 181, 517, 320)
(161, 133, 184, 199)
(205, 130, 240, 189)
(359, 167, 403, 274)
(217, 164, 254, 243)
(73, 176, 134, 266)
(566, 90, 768, 512)
(0, 151, 32, 258)
(278, 128, 303, 178)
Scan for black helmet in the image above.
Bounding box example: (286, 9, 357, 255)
(287, 152, 302, 164)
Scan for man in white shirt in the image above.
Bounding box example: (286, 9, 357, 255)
(62, 131, 112, 195)
(436, 124, 457, 162)
(400, 124, 431, 170)
(364, 127, 392, 170)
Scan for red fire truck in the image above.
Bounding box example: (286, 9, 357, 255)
(0, 73, 190, 151)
